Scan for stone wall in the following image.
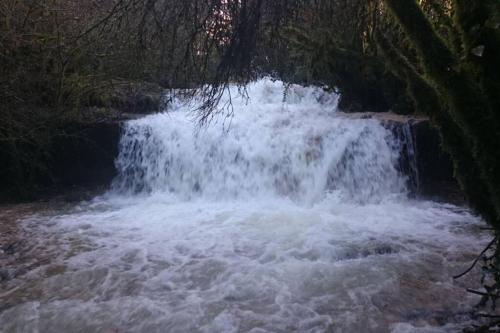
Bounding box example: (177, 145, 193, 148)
(49, 121, 122, 190)
(409, 120, 463, 203)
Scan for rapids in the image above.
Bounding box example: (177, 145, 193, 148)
(0, 79, 488, 332)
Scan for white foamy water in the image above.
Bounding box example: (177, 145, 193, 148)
(0, 79, 488, 332)
(112, 80, 404, 204)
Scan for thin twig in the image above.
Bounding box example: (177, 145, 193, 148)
(467, 289, 497, 298)
(454, 237, 497, 279)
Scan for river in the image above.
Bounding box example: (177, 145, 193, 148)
(0, 79, 488, 332)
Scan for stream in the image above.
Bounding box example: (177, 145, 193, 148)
(0, 79, 488, 333)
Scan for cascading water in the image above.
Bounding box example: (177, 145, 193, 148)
(0, 79, 489, 333)
(112, 80, 406, 204)
(390, 121, 420, 194)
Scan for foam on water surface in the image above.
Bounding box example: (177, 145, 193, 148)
(0, 79, 489, 332)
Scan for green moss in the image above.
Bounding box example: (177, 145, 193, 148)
(383, 0, 500, 227)
(377, 31, 499, 226)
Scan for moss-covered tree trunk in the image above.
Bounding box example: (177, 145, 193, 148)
(382, 0, 500, 227)
(376, 32, 499, 225)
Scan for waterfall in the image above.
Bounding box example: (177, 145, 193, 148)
(112, 79, 407, 204)
(401, 121, 420, 192)
(2, 79, 487, 333)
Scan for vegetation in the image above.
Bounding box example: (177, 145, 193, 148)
(2, 0, 500, 326)
(0, 0, 256, 197)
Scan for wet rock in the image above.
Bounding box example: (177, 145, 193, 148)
(373, 245, 396, 255)
(0, 119, 123, 202)
(361, 243, 399, 257)
(410, 120, 463, 202)
(50, 121, 122, 190)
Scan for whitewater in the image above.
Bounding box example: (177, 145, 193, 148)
(0, 79, 488, 332)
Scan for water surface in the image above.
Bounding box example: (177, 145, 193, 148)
(0, 80, 487, 333)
